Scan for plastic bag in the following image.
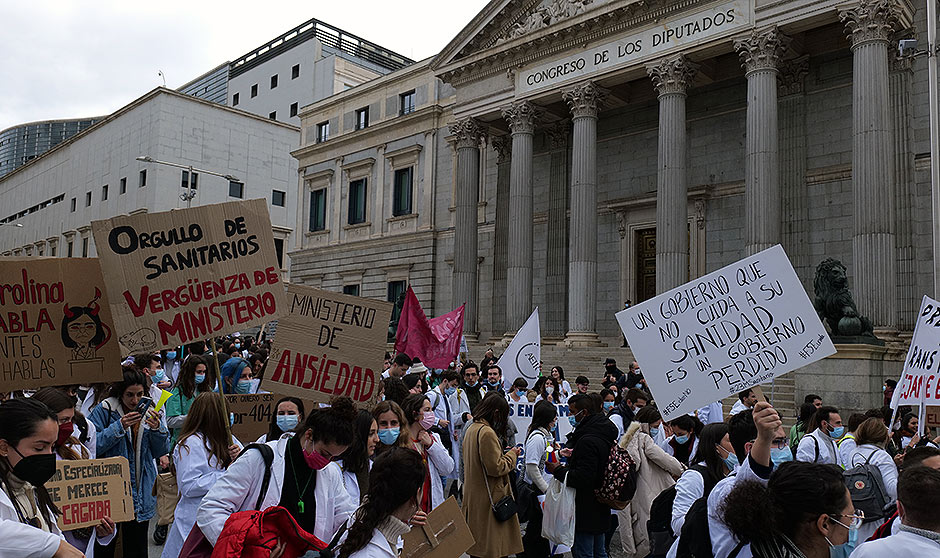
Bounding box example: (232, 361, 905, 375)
(542, 476, 576, 547)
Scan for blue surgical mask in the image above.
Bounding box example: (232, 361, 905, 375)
(771, 446, 794, 469)
(649, 427, 660, 438)
(276, 415, 299, 433)
(826, 517, 859, 558)
(720, 449, 738, 471)
(829, 426, 845, 439)
(568, 416, 578, 428)
(194, 373, 206, 385)
(166, 351, 177, 360)
(444, 386, 456, 396)
(235, 380, 252, 394)
(229, 413, 235, 426)
(516, 389, 527, 398)
(635, 383, 643, 389)
(466, 380, 478, 388)
(153, 369, 166, 383)
(674, 434, 690, 445)
(235, 343, 241, 349)
(603, 401, 614, 411)
(378, 427, 400, 445)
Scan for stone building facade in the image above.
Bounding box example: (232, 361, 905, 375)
(292, 0, 930, 350)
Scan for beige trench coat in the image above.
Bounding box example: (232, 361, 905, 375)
(462, 420, 524, 558)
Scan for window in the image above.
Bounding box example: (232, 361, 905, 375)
(269, 111, 277, 120)
(348, 178, 367, 225)
(387, 280, 407, 303)
(400, 90, 416, 115)
(139, 169, 147, 187)
(316, 121, 330, 143)
(272, 190, 286, 207)
(292, 64, 300, 79)
(309, 189, 327, 232)
(355, 107, 369, 130)
(67, 240, 73, 257)
(290, 102, 298, 117)
(232, 93, 240, 106)
(273, 238, 284, 269)
(81, 237, 88, 258)
(393, 167, 413, 216)
(270, 74, 278, 89)
(49, 244, 56, 256)
(229, 181, 244, 199)
(182, 170, 198, 190)
(120, 177, 127, 194)
(101, 184, 108, 201)
(85, 192, 92, 207)
(70, 198, 76, 212)
(343, 284, 361, 297)
(251, 84, 258, 98)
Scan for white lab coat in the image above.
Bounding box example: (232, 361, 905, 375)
(707, 456, 773, 558)
(421, 432, 455, 509)
(852, 529, 940, 557)
(447, 389, 472, 479)
(196, 436, 355, 545)
(347, 527, 399, 558)
(162, 433, 229, 558)
(696, 402, 725, 425)
(796, 428, 843, 467)
(0, 486, 62, 558)
(838, 434, 857, 465)
(728, 400, 750, 416)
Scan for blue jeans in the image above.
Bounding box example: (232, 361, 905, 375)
(571, 531, 607, 558)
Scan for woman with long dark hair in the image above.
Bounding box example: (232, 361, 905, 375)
(339, 410, 379, 504)
(338, 447, 426, 558)
(400, 394, 454, 512)
(521, 400, 558, 558)
(659, 414, 704, 466)
(220, 357, 253, 394)
(165, 355, 218, 448)
(668, 422, 732, 542)
(162, 392, 240, 558)
(372, 401, 410, 458)
(89, 369, 170, 557)
(257, 397, 306, 443)
(0, 398, 115, 558)
(462, 392, 523, 558)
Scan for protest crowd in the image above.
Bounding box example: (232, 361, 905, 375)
(3, 340, 940, 558)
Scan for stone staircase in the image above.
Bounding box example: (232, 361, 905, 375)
(464, 338, 798, 429)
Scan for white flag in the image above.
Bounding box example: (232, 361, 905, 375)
(497, 308, 541, 389)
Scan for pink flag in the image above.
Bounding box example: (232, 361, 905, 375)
(394, 287, 465, 369)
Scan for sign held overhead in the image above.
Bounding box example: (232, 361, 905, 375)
(616, 245, 835, 421)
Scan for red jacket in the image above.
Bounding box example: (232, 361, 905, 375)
(212, 506, 328, 558)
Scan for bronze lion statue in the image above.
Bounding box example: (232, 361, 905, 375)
(813, 258, 876, 339)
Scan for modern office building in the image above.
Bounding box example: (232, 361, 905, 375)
(0, 117, 104, 179)
(178, 16, 414, 126)
(0, 88, 299, 272)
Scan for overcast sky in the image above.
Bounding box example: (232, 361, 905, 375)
(0, 0, 489, 131)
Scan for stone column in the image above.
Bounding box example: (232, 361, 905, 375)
(491, 136, 512, 339)
(778, 57, 811, 289)
(735, 27, 790, 256)
(563, 81, 606, 345)
(545, 122, 571, 338)
(648, 55, 697, 293)
(840, 0, 901, 329)
(890, 54, 916, 328)
(501, 101, 542, 333)
(449, 117, 486, 336)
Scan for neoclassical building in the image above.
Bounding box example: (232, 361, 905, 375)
(292, 0, 929, 349)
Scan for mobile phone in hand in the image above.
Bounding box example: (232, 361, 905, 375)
(135, 396, 155, 415)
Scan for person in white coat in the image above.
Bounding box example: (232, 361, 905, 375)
(197, 397, 359, 545)
(337, 410, 378, 505)
(696, 401, 724, 425)
(846, 417, 899, 542)
(427, 371, 460, 478)
(400, 394, 455, 511)
(447, 385, 472, 482)
(852, 465, 940, 557)
(162, 393, 242, 558)
(0, 398, 115, 558)
(337, 447, 428, 558)
(796, 406, 845, 467)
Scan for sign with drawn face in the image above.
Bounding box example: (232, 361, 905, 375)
(0, 258, 122, 390)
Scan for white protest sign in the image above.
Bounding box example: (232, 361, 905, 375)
(497, 308, 541, 389)
(507, 398, 572, 445)
(616, 245, 835, 421)
(893, 296, 940, 429)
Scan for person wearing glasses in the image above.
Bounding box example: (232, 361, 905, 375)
(196, 397, 358, 546)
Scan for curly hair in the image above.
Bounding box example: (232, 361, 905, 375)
(338, 447, 425, 558)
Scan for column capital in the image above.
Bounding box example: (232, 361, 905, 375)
(545, 120, 571, 150)
(562, 81, 608, 119)
(647, 54, 698, 97)
(491, 135, 512, 163)
(777, 55, 810, 96)
(734, 26, 791, 75)
(449, 117, 487, 149)
(501, 100, 543, 135)
(840, 0, 902, 47)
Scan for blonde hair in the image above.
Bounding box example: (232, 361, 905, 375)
(855, 417, 889, 447)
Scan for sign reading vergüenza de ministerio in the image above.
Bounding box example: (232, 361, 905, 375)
(517, 0, 751, 94)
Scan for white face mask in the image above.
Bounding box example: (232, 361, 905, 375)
(545, 386, 554, 395)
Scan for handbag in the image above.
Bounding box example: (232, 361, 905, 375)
(153, 470, 180, 526)
(477, 426, 518, 522)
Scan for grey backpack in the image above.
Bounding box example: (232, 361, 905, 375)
(843, 449, 891, 522)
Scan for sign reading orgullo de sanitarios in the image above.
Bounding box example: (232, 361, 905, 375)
(517, 0, 751, 94)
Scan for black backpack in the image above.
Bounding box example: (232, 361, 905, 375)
(237, 443, 275, 510)
(675, 465, 721, 558)
(844, 449, 892, 522)
(647, 464, 715, 557)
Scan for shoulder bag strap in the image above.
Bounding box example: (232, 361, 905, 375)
(477, 426, 496, 508)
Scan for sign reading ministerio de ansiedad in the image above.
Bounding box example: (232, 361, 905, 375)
(517, 0, 751, 94)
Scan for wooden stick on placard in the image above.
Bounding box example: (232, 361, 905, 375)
(209, 337, 233, 446)
(752, 385, 767, 403)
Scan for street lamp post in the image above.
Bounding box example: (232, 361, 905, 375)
(135, 156, 240, 208)
(928, 0, 940, 297)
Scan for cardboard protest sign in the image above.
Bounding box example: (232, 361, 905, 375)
(226, 393, 315, 442)
(90, 199, 287, 353)
(262, 284, 393, 404)
(927, 406, 940, 428)
(616, 245, 835, 421)
(497, 308, 541, 388)
(0, 258, 122, 390)
(401, 497, 474, 558)
(46, 457, 134, 530)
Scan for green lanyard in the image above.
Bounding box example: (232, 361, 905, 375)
(287, 450, 316, 514)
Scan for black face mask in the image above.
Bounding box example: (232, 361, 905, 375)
(11, 447, 56, 486)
